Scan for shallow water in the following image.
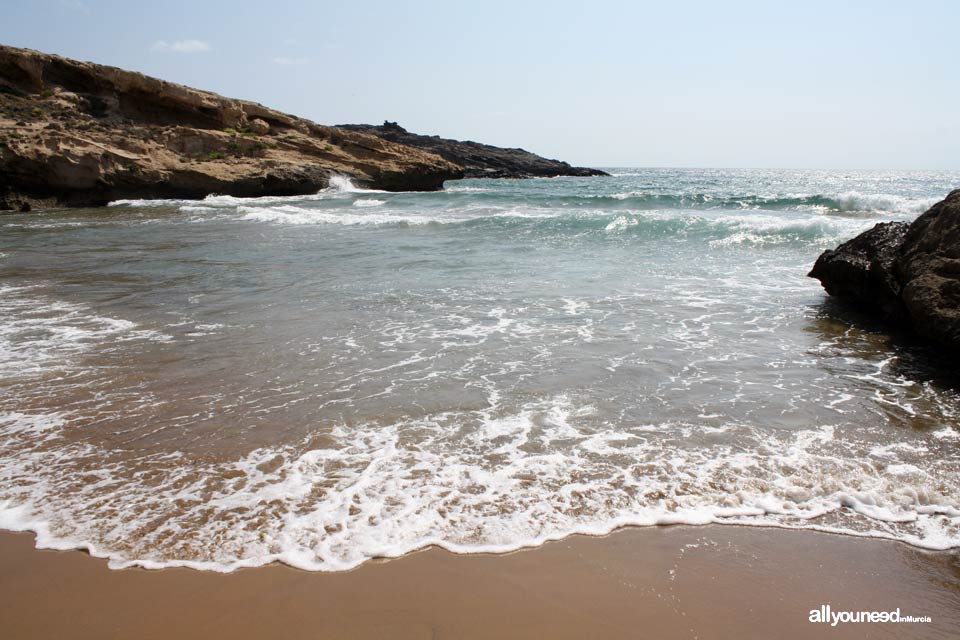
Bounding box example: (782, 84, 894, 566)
(1, 168, 958, 571)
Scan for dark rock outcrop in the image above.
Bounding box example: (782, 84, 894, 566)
(337, 122, 609, 179)
(809, 189, 960, 350)
(808, 221, 910, 322)
(897, 191, 960, 348)
(0, 46, 463, 209)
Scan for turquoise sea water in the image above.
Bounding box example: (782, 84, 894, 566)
(1, 168, 959, 571)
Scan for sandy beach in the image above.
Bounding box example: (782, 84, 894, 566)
(1, 525, 956, 639)
(3, 7, 960, 639)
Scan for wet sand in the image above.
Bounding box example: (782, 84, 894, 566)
(1, 526, 957, 639)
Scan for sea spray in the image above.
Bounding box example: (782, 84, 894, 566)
(2, 168, 959, 571)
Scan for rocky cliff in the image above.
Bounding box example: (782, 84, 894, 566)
(337, 122, 609, 179)
(809, 189, 960, 350)
(0, 46, 463, 210)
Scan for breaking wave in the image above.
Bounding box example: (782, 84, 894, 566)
(108, 176, 383, 208)
(1, 398, 957, 572)
(231, 205, 886, 247)
(6, 168, 959, 573)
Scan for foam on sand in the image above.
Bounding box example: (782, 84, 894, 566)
(5, 168, 959, 573)
(0, 388, 957, 573)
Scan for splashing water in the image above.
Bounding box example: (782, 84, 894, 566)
(1, 168, 959, 571)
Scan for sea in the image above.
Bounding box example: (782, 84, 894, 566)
(1, 168, 958, 571)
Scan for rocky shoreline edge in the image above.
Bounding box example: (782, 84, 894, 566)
(0, 45, 604, 211)
(338, 121, 609, 180)
(809, 189, 960, 352)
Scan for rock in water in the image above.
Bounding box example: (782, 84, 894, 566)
(808, 221, 910, 322)
(809, 189, 960, 350)
(337, 121, 609, 179)
(0, 46, 462, 209)
(897, 190, 960, 348)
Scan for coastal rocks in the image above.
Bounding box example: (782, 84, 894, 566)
(248, 118, 270, 135)
(337, 121, 610, 179)
(809, 189, 960, 350)
(897, 190, 960, 348)
(0, 46, 462, 209)
(808, 221, 910, 322)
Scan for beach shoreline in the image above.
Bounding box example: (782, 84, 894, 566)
(1, 524, 957, 639)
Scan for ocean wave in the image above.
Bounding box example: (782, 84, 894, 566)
(6, 169, 958, 574)
(0, 284, 171, 378)
(231, 204, 879, 246)
(352, 199, 386, 208)
(0, 399, 956, 572)
(107, 181, 937, 219)
(429, 187, 934, 216)
(108, 176, 384, 208)
(237, 205, 437, 226)
(444, 185, 492, 193)
(567, 191, 937, 215)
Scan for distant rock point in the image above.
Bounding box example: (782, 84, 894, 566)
(338, 122, 610, 179)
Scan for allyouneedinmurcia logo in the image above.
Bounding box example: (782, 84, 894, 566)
(809, 605, 931, 626)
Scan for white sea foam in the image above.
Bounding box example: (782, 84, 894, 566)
(108, 176, 384, 208)
(830, 192, 939, 215)
(0, 398, 956, 573)
(933, 428, 960, 440)
(445, 186, 491, 193)
(5, 168, 960, 573)
(604, 215, 639, 232)
(225, 204, 884, 246)
(0, 284, 170, 378)
(237, 205, 438, 226)
(326, 175, 387, 194)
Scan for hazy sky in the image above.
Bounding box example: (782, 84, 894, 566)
(3, 0, 958, 168)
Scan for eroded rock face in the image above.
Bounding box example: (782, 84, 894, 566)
(897, 190, 960, 348)
(338, 122, 610, 179)
(809, 189, 960, 350)
(0, 46, 462, 209)
(808, 221, 910, 322)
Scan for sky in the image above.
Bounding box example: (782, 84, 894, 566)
(2, 0, 958, 169)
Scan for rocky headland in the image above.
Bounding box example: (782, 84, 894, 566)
(0, 45, 467, 210)
(338, 122, 609, 179)
(0, 47, 610, 212)
(809, 189, 960, 351)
